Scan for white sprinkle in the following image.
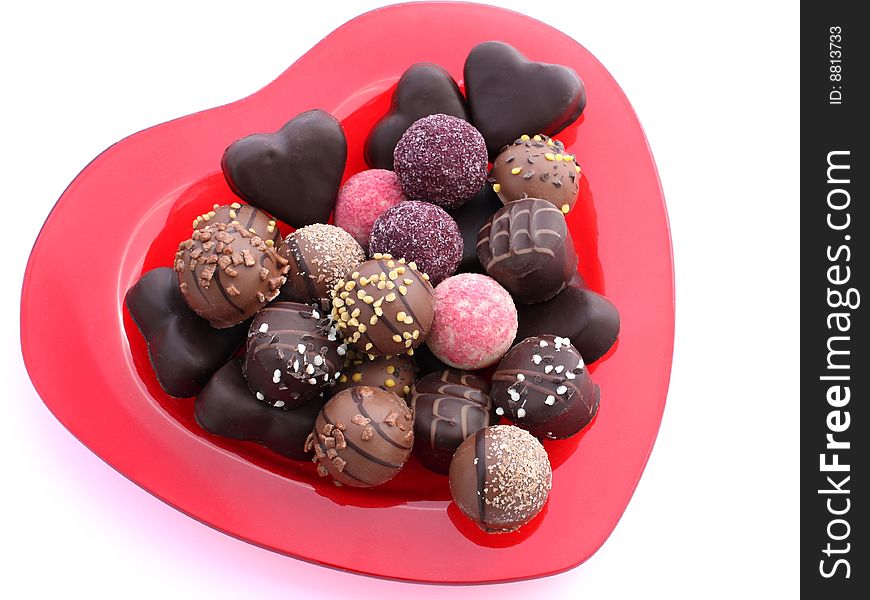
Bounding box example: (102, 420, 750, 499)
(577, 358, 585, 369)
(539, 340, 548, 347)
(495, 407, 504, 416)
(508, 389, 520, 401)
(555, 365, 565, 373)
(305, 363, 315, 375)
(272, 369, 281, 383)
(337, 345, 347, 356)
(313, 355, 324, 366)
(258, 323, 269, 333)
(323, 373, 329, 381)
(311, 309, 320, 319)
(556, 385, 568, 395)
(473, 457, 479, 465)
(308, 378, 317, 385)
(544, 365, 553, 374)
(545, 395, 556, 405)
(297, 344, 306, 354)
(563, 338, 571, 346)
(256, 392, 265, 401)
(273, 400, 285, 408)
(517, 408, 527, 418)
(566, 371, 576, 380)
(516, 373, 525, 381)
(327, 330, 338, 342)
(532, 355, 542, 365)
(292, 360, 300, 372)
(334, 371, 341, 379)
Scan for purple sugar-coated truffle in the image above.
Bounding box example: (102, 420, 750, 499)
(393, 114, 488, 209)
(369, 201, 463, 285)
(334, 169, 408, 251)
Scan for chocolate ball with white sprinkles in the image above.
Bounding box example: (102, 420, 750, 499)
(488, 134, 581, 215)
(278, 223, 366, 306)
(330, 350, 418, 399)
(449, 425, 552, 533)
(193, 202, 282, 244)
(174, 221, 289, 328)
(244, 301, 346, 409)
(306, 386, 414, 487)
(491, 335, 600, 440)
(330, 253, 435, 357)
(410, 369, 496, 474)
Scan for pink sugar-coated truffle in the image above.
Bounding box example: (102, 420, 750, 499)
(428, 274, 518, 370)
(334, 169, 408, 251)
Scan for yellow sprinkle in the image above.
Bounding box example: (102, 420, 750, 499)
(564, 155, 574, 161)
(333, 299, 344, 308)
(357, 324, 367, 333)
(405, 339, 413, 347)
(403, 332, 412, 339)
(546, 138, 555, 146)
(561, 204, 570, 214)
(231, 202, 241, 209)
(412, 330, 420, 339)
(386, 282, 395, 290)
(202, 214, 210, 221)
(208, 211, 216, 218)
(192, 219, 199, 228)
(368, 354, 376, 360)
(267, 224, 275, 233)
(403, 316, 414, 325)
(544, 153, 555, 161)
(386, 365, 396, 374)
(369, 315, 378, 325)
(249, 228, 256, 233)
(229, 210, 237, 219)
(576, 165, 582, 173)
(373, 298, 384, 308)
(352, 373, 362, 382)
(377, 280, 386, 289)
(264, 239, 274, 247)
(511, 167, 522, 175)
(340, 291, 350, 299)
(348, 318, 359, 327)
(339, 374, 347, 383)
(520, 134, 530, 141)
(385, 378, 396, 388)
(351, 308, 361, 318)
(403, 278, 413, 285)
(363, 296, 374, 304)
(372, 253, 383, 260)
(381, 253, 392, 259)
(365, 343, 373, 351)
(268, 220, 276, 226)
(386, 293, 396, 302)
(555, 154, 564, 161)
(396, 311, 407, 321)
(408, 262, 417, 271)
(345, 298, 355, 306)
(359, 276, 368, 286)
(399, 286, 408, 295)
(403, 385, 411, 395)
(532, 134, 542, 141)
(396, 267, 406, 275)
(351, 271, 360, 279)
(374, 307, 384, 317)
(492, 183, 501, 193)
(406, 348, 415, 356)
(387, 260, 395, 268)
(357, 289, 366, 300)
(344, 281, 356, 291)
(422, 273, 430, 281)
(389, 270, 398, 280)
(392, 335, 402, 343)
(398, 257, 406, 264)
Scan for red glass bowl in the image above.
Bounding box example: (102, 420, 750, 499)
(20, 2, 673, 584)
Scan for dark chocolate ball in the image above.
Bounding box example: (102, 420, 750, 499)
(491, 335, 600, 440)
(330, 254, 435, 357)
(410, 369, 496, 474)
(244, 302, 346, 409)
(393, 114, 488, 209)
(330, 350, 418, 400)
(192, 202, 282, 244)
(174, 221, 289, 328)
(477, 197, 578, 304)
(369, 201, 463, 285)
(489, 135, 581, 214)
(449, 425, 552, 533)
(279, 223, 366, 305)
(306, 386, 414, 487)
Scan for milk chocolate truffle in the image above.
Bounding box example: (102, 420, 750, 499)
(369, 201, 463, 285)
(330, 350, 418, 399)
(393, 114, 488, 209)
(410, 369, 496, 474)
(492, 335, 600, 440)
(192, 202, 282, 243)
(449, 425, 552, 532)
(244, 302, 346, 409)
(279, 223, 366, 305)
(174, 221, 289, 328)
(306, 386, 414, 487)
(330, 254, 435, 357)
(195, 358, 321, 461)
(477, 198, 578, 304)
(489, 135, 581, 214)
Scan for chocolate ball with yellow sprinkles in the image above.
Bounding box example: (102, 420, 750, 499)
(488, 134, 581, 214)
(330, 350, 418, 399)
(192, 202, 282, 244)
(174, 221, 290, 328)
(330, 253, 435, 357)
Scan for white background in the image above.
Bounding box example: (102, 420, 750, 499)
(1, 1, 799, 597)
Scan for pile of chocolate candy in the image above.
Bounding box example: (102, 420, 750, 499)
(126, 41, 619, 534)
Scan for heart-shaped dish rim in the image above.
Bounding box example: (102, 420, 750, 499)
(20, 2, 674, 584)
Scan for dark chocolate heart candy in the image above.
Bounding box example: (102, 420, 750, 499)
(447, 183, 503, 274)
(221, 109, 347, 228)
(515, 283, 619, 364)
(365, 62, 469, 169)
(194, 358, 322, 461)
(125, 268, 247, 398)
(464, 41, 586, 156)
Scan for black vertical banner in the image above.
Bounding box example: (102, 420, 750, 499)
(802, 4, 868, 597)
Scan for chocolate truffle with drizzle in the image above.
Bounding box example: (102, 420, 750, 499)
(449, 425, 552, 533)
(491, 335, 600, 439)
(244, 302, 346, 409)
(489, 134, 581, 215)
(306, 386, 414, 487)
(410, 369, 496, 474)
(330, 253, 435, 358)
(174, 221, 289, 328)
